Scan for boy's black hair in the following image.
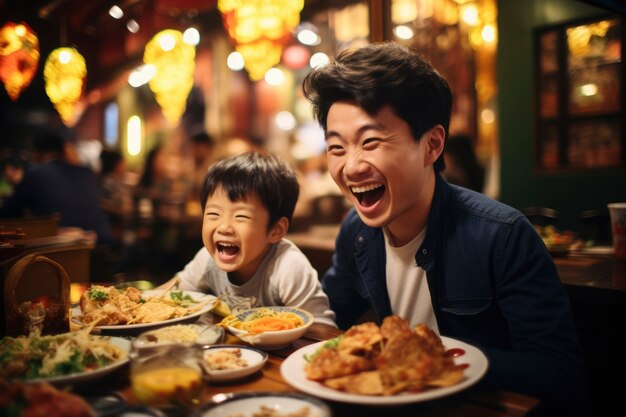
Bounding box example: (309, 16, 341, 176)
(200, 151, 299, 229)
(302, 42, 452, 173)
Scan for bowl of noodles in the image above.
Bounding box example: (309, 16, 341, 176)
(219, 307, 314, 350)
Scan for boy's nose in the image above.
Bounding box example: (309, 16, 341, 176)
(217, 222, 234, 234)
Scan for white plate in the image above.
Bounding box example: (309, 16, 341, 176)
(191, 392, 331, 417)
(24, 337, 131, 386)
(280, 336, 488, 405)
(134, 324, 224, 347)
(201, 345, 268, 382)
(72, 290, 217, 334)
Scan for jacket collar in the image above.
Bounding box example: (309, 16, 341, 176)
(415, 173, 448, 271)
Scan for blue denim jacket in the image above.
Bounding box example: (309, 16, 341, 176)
(323, 174, 587, 415)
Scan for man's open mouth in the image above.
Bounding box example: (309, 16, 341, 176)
(351, 184, 385, 208)
(216, 242, 240, 256)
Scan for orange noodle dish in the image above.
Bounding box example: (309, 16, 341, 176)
(303, 316, 465, 396)
(219, 308, 305, 333)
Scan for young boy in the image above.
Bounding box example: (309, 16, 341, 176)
(165, 151, 336, 328)
(302, 42, 587, 416)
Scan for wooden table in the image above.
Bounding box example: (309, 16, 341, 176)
(74, 321, 538, 417)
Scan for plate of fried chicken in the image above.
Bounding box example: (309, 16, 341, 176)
(280, 316, 488, 405)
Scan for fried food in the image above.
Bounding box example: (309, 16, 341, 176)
(305, 316, 464, 396)
(77, 285, 212, 326)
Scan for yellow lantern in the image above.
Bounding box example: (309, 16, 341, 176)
(0, 22, 40, 101)
(44, 47, 86, 127)
(218, 0, 304, 81)
(143, 29, 196, 125)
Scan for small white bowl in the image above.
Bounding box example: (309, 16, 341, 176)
(191, 391, 332, 417)
(226, 307, 314, 350)
(201, 344, 268, 382)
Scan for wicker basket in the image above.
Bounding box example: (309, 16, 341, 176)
(4, 253, 70, 336)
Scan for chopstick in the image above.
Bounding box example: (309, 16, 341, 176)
(154, 276, 181, 299)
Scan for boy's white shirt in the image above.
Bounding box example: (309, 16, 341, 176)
(384, 227, 439, 333)
(177, 238, 336, 327)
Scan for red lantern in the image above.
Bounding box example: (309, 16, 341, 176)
(0, 22, 39, 101)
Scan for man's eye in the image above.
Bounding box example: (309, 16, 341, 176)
(363, 138, 381, 147)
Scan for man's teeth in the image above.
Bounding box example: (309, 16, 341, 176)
(351, 184, 383, 193)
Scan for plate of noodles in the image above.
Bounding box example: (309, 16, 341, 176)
(0, 330, 130, 386)
(219, 307, 314, 350)
(71, 286, 218, 334)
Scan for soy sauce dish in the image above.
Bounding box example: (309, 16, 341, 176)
(201, 345, 268, 382)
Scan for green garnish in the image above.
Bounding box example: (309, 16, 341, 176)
(169, 290, 196, 307)
(87, 288, 108, 301)
(304, 335, 344, 363)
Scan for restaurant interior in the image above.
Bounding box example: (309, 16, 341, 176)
(1, 0, 626, 416)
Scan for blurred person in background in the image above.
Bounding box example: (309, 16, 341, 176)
(442, 134, 485, 193)
(0, 132, 111, 245)
(190, 131, 217, 199)
(99, 148, 135, 273)
(0, 152, 27, 207)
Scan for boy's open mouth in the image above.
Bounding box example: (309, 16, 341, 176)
(351, 184, 385, 208)
(216, 242, 240, 256)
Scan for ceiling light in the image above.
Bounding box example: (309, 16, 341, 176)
(309, 52, 329, 68)
(264, 67, 284, 85)
(109, 5, 124, 19)
(127, 19, 140, 33)
(183, 28, 200, 46)
(394, 25, 414, 40)
(227, 51, 244, 71)
(297, 29, 319, 46)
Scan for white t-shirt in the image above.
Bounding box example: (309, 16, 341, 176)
(384, 228, 439, 333)
(177, 238, 336, 327)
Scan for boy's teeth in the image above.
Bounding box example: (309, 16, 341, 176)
(351, 184, 382, 193)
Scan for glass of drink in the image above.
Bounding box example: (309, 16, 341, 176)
(130, 337, 204, 412)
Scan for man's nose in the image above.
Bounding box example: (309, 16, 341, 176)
(344, 151, 367, 177)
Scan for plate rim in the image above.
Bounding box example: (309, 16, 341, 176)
(71, 290, 217, 331)
(191, 391, 332, 417)
(280, 335, 489, 405)
(19, 336, 131, 385)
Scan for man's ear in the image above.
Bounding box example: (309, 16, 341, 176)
(268, 217, 289, 242)
(424, 125, 446, 166)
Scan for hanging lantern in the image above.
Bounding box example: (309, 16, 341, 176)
(218, 0, 304, 81)
(44, 47, 86, 127)
(0, 22, 40, 101)
(143, 29, 196, 125)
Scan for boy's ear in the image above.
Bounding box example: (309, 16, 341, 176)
(424, 125, 446, 166)
(268, 217, 289, 242)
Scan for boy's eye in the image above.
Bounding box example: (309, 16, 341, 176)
(206, 212, 219, 217)
(235, 214, 251, 220)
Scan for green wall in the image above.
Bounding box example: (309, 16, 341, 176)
(497, 0, 626, 227)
